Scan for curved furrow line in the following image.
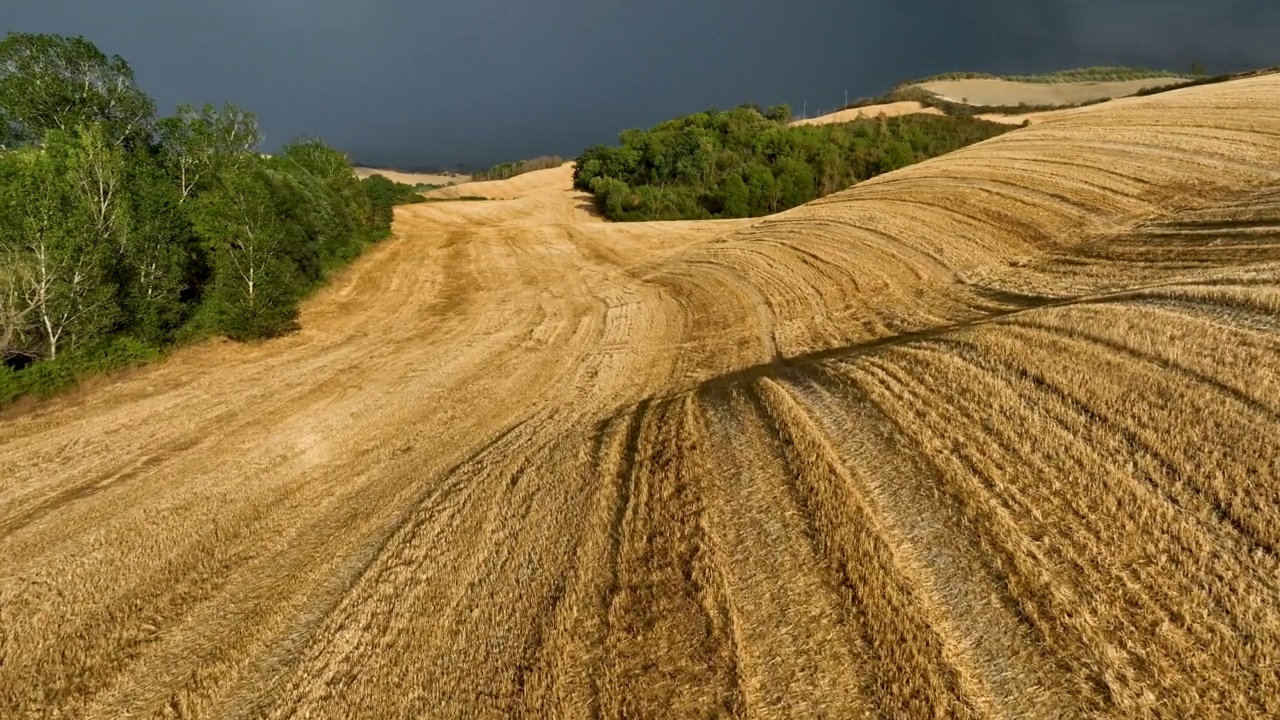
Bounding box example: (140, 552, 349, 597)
(888, 333, 1280, 715)
(904, 334, 1280, 637)
(998, 310, 1280, 438)
(862, 343, 1277, 718)
(790, 219, 956, 282)
(835, 353, 1164, 714)
(750, 376, 991, 719)
(597, 396, 746, 718)
(987, 319, 1280, 550)
(920, 330, 1261, 559)
(782, 369, 1091, 719)
(258, 419, 562, 718)
(693, 384, 872, 717)
(1010, 302, 1280, 418)
(857, 163, 1152, 232)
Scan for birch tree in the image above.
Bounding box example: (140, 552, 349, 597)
(0, 153, 34, 357)
(4, 147, 117, 359)
(118, 152, 187, 340)
(157, 103, 261, 203)
(0, 248, 35, 358)
(54, 124, 128, 249)
(0, 33, 155, 147)
(191, 167, 299, 339)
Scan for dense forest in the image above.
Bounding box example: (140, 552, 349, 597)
(0, 33, 419, 404)
(573, 104, 1013, 221)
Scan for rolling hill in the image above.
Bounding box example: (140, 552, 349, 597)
(2, 73, 1280, 718)
(913, 76, 1187, 105)
(802, 69, 1213, 127)
(351, 166, 471, 187)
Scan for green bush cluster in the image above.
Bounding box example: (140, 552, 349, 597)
(361, 173, 427, 226)
(0, 33, 418, 407)
(0, 336, 160, 406)
(573, 104, 1013, 221)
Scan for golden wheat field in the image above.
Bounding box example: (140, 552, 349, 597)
(2, 74, 1280, 719)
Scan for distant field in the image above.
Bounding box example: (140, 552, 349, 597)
(422, 161, 581, 202)
(911, 66, 1192, 84)
(351, 166, 471, 187)
(914, 77, 1188, 106)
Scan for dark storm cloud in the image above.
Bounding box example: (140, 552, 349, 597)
(5, 1, 1276, 168)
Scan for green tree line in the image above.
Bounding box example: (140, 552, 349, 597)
(908, 66, 1191, 85)
(0, 33, 420, 405)
(470, 155, 565, 182)
(573, 103, 1014, 221)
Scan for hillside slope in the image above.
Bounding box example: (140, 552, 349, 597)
(351, 166, 471, 187)
(2, 75, 1280, 718)
(914, 76, 1187, 105)
(790, 100, 945, 126)
(804, 73, 1217, 127)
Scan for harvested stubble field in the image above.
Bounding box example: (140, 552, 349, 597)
(790, 100, 945, 126)
(3, 74, 1280, 719)
(351, 166, 471, 187)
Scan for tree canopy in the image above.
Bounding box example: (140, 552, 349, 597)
(573, 104, 1014, 221)
(0, 33, 421, 405)
(0, 33, 155, 148)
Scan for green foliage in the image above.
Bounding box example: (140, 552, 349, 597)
(471, 155, 564, 181)
(260, 139, 375, 277)
(118, 148, 192, 341)
(0, 33, 156, 148)
(0, 33, 395, 407)
(189, 165, 302, 340)
(574, 105, 1013, 221)
(156, 103, 261, 201)
(0, 133, 121, 359)
(765, 104, 793, 123)
(361, 173, 427, 227)
(0, 335, 160, 405)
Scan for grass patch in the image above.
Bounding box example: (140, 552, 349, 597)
(0, 336, 162, 406)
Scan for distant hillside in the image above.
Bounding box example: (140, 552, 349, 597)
(352, 167, 471, 187)
(470, 155, 565, 182)
(912, 77, 1188, 107)
(819, 66, 1278, 127)
(907, 66, 1193, 85)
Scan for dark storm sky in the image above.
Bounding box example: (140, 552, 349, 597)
(6, 1, 1278, 169)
